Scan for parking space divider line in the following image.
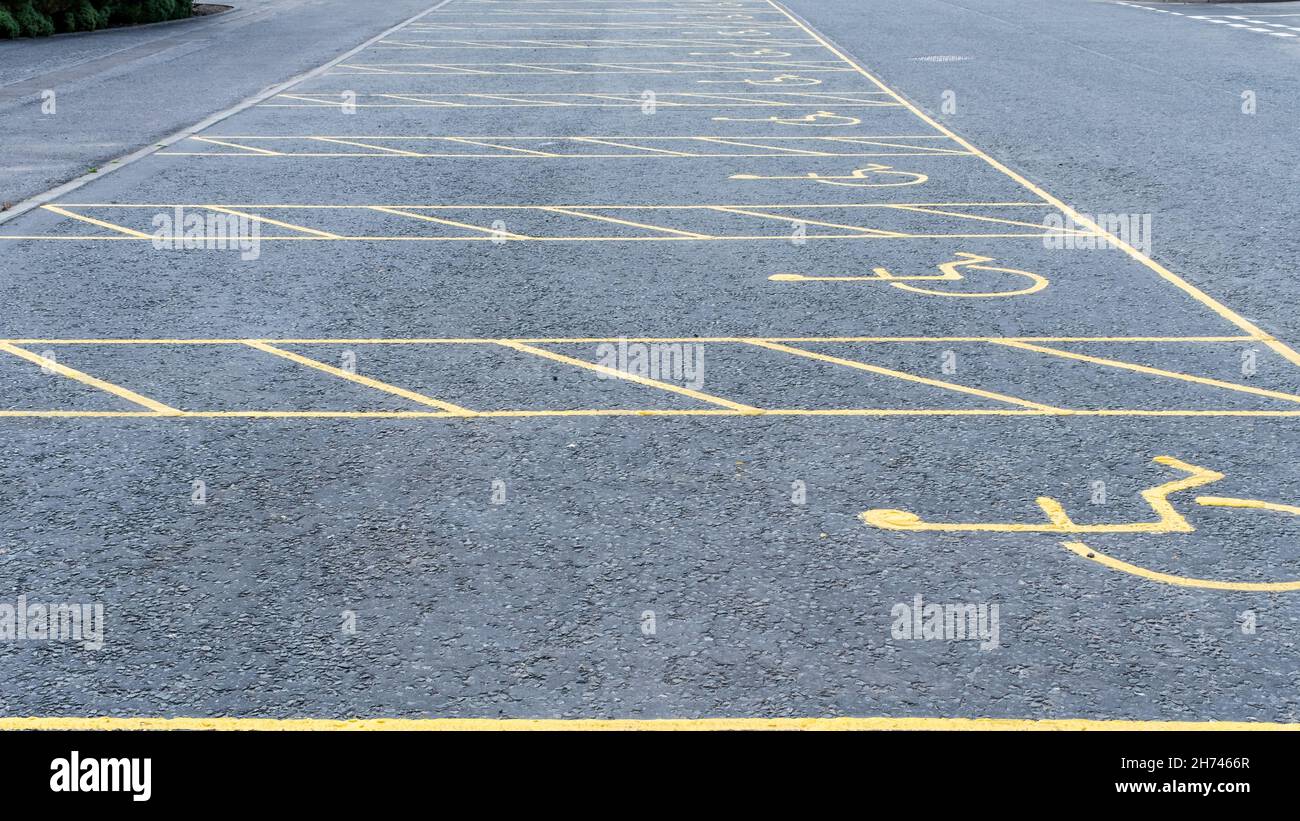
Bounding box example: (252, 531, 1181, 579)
(543, 206, 713, 238)
(709, 205, 907, 237)
(746, 339, 1064, 411)
(367, 206, 533, 238)
(992, 340, 1300, 405)
(243, 341, 478, 415)
(570, 137, 694, 155)
(39, 205, 153, 238)
(190, 136, 285, 155)
(308, 137, 424, 156)
(203, 206, 343, 239)
(494, 340, 761, 412)
(442, 137, 562, 156)
(0, 342, 182, 414)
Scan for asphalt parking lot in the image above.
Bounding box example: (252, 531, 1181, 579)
(1, 0, 1298, 728)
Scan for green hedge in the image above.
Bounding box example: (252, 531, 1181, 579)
(0, 0, 192, 38)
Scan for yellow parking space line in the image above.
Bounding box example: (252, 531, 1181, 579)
(502, 61, 584, 73)
(994, 340, 1300, 405)
(463, 92, 574, 104)
(331, 63, 397, 74)
(0, 715, 1294, 731)
(0, 233, 1102, 242)
(886, 204, 1096, 235)
(693, 136, 831, 155)
(374, 93, 464, 105)
(709, 205, 908, 237)
(542, 206, 713, 238)
(494, 340, 761, 412)
(571, 92, 662, 103)
(366, 206, 533, 238)
(0, 343, 180, 415)
(824, 137, 973, 156)
(307, 137, 425, 156)
(272, 94, 353, 107)
(442, 137, 562, 156)
(8, 408, 1300, 420)
(243, 341, 477, 416)
(0, 410, 163, 418)
(39, 205, 153, 239)
(570, 137, 696, 155)
(0, 335, 1260, 345)
(190, 136, 285, 155)
(181, 409, 732, 419)
(45, 201, 1046, 210)
(202, 205, 343, 239)
(746, 339, 1062, 411)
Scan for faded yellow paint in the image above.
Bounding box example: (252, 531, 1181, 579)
(861, 456, 1225, 534)
(1061, 541, 1300, 593)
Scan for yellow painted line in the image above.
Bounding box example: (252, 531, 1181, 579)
(273, 93, 355, 107)
(0, 335, 1260, 345)
(9, 408, 1300, 420)
(0, 716, 1294, 731)
(190, 136, 284, 155)
(1062, 541, 1300, 592)
(157, 151, 972, 159)
(330, 63, 395, 74)
(994, 340, 1300, 405)
(542, 206, 712, 238)
(0, 232, 1097, 242)
(467, 93, 575, 104)
(1197, 496, 1300, 517)
(763, 0, 1300, 368)
(202, 206, 343, 239)
(0, 343, 180, 415)
(374, 93, 464, 105)
(188, 135, 958, 142)
(39, 205, 152, 239)
(709, 204, 908, 237)
(746, 339, 1062, 410)
(243, 341, 476, 415)
(886, 203, 1097, 235)
(694, 136, 829, 155)
(826, 136, 974, 156)
(572, 92, 664, 103)
(46, 201, 1056, 210)
(307, 137, 424, 156)
(366, 206, 533, 238)
(570, 137, 696, 155)
(0, 410, 162, 418)
(495, 340, 761, 412)
(442, 137, 562, 156)
(180, 409, 729, 419)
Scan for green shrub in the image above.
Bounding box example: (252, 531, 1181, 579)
(0, 7, 18, 38)
(0, 0, 191, 35)
(12, 1, 55, 37)
(55, 0, 98, 31)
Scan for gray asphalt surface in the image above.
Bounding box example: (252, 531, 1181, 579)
(1, 0, 1299, 722)
(0, 0, 435, 205)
